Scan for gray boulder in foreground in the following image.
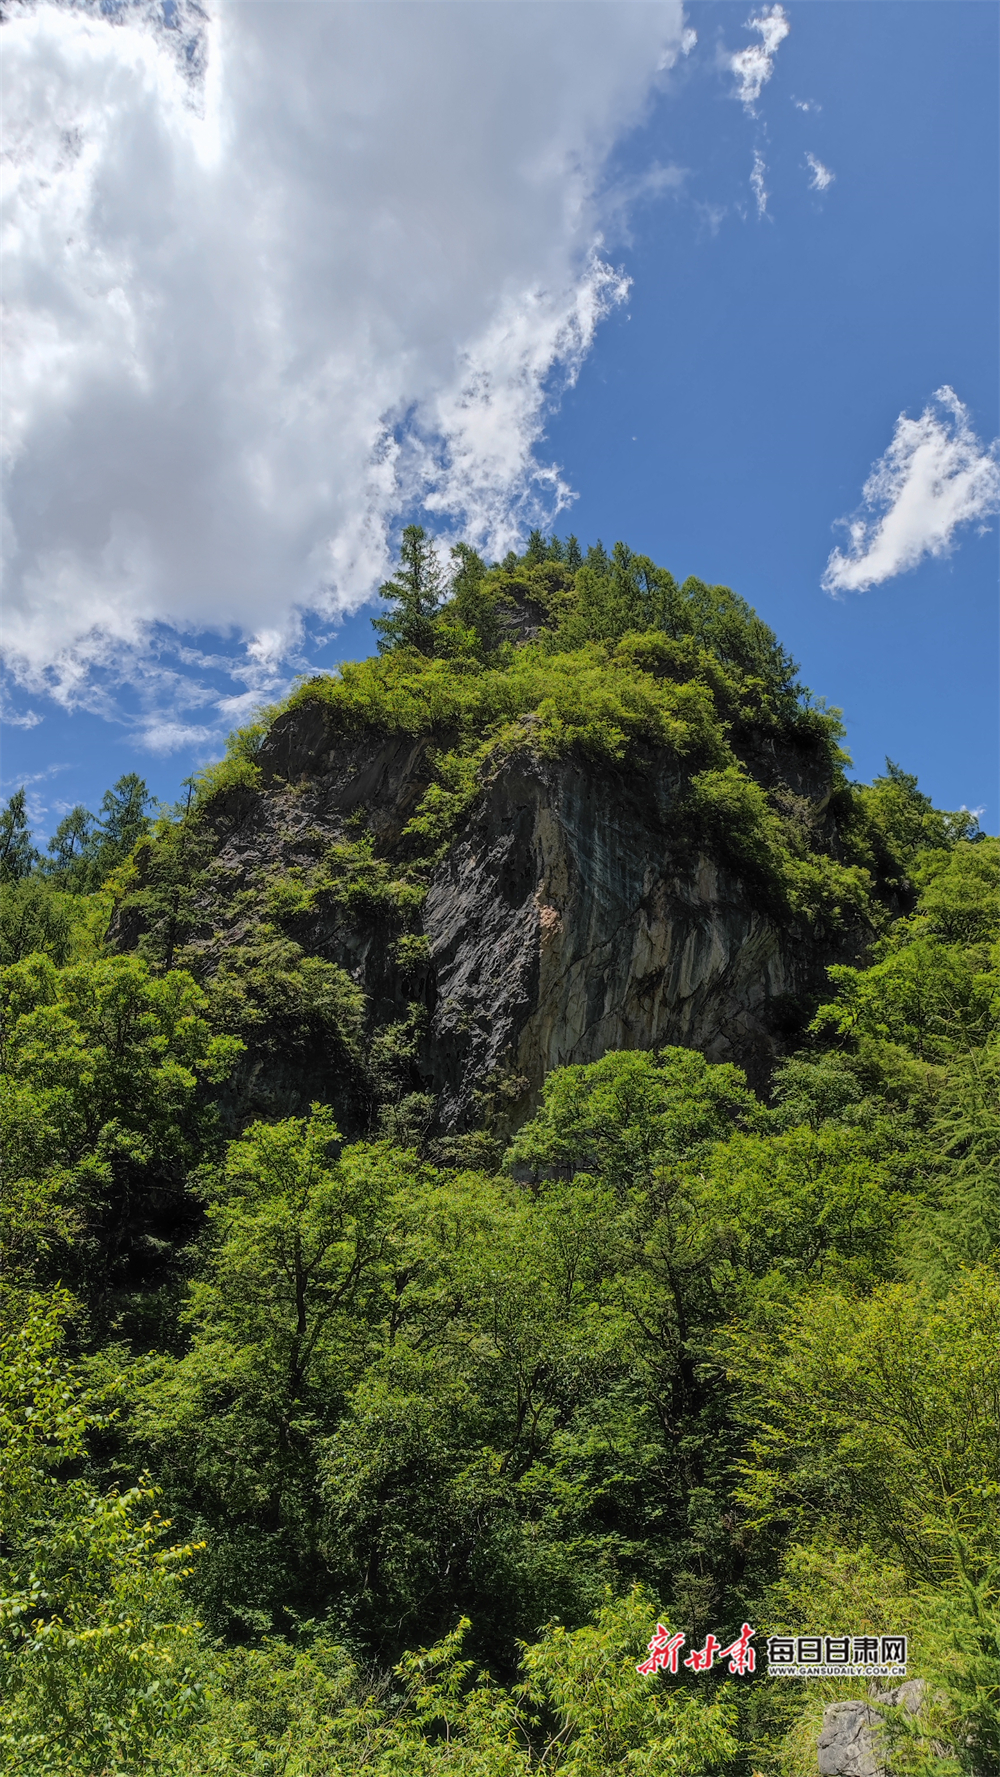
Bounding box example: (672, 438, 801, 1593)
(817, 1682, 934, 1775)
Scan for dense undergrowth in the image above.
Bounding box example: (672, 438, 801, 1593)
(1, 533, 996, 1775)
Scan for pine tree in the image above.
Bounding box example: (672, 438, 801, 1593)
(372, 525, 444, 655)
(446, 544, 504, 658)
(0, 788, 39, 883)
(565, 535, 583, 570)
(45, 806, 97, 888)
(96, 774, 152, 861)
(525, 528, 548, 565)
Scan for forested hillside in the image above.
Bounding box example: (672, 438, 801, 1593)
(1, 532, 996, 1776)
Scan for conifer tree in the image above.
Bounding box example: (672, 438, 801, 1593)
(0, 788, 39, 882)
(372, 525, 444, 655)
(96, 774, 152, 864)
(447, 543, 504, 658)
(45, 806, 97, 888)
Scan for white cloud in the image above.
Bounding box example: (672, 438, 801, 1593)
(136, 721, 219, 755)
(750, 150, 769, 217)
(1, 0, 687, 709)
(805, 152, 834, 191)
(792, 96, 820, 114)
(694, 200, 727, 239)
(729, 5, 790, 114)
(0, 693, 42, 730)
(823, 388, 1000, 594)
(600, 160, 688, 242)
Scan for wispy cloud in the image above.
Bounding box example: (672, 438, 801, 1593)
(750, 151, 769, 218)
(136, 721, 220, 756)
(694, 200, 728, 240)
(823, 388, 1000, 594)
(600, 160, 688, 241)
(0, 691, 43, 730)
(792, 96, 820, 114)
(805, 152, 835, 192)
(0, 760, 73, 836)
(729, 5, 790, 114)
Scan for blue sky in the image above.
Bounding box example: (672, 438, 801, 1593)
(3, 1, 997, 841)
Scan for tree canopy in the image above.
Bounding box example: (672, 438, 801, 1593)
(0, 535, 995, 1776)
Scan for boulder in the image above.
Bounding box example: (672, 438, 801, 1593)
(817, 1682, 932, 1775)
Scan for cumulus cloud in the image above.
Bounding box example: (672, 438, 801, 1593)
(823, 388, 1000, 594)
(805, 152, 834, 191)
(750, 150, 769, 217)
(729, 5, 789, 114)
(1, 0, 687, 709)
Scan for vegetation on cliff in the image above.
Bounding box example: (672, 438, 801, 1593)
(1, 533, 996, 1774)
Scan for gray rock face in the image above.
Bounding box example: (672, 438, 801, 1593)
(142, 702, 866, 1132)
(817, 1700, 883, 1777)
(422, 747, 835, 1127)
(817, 1682, 932, 1776)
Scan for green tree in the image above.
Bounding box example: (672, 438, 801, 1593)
(505, 1046, 763, 1191)
(1, 951, 241, 1305)
(859, 760, 980, 882)
(44, 805, 98, 890)
(436, 542, 507, 660)
(372, 525, 445, 655)
(0, 788, 39, 883)
(41, 777, 153, 894)
(0, 879, 80, 967)
(96, 772, 153, 872)
(0, 1291, 204, 1776)
(130, 1113, 411, 1635)
(725, 1267, 1000, 1587)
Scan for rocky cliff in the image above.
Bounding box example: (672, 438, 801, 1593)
(153, 686, 866, 1139)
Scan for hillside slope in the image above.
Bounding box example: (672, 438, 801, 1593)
(110, 538, 914, 1141)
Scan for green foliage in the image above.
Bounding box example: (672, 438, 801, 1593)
(437, 542, 508, 661)
(317, 831, 427, 917)
(1, 951, 242, 1299)
(153, 1590, 736, 1776)
(0, 1481, 204, 1777)
(4, 537, 997, 1774)
(0, 1291, 204, 1777)
(0, 787, 40, 883)
(43, 774, 154, 894)
(129, 1116, 420, 1636)
(858, 761, 981, 882)
(208, 931, 366, 1057)
(372, 524, 446, 655)
(110, 786, 231, 974)
(506, 1046, 763, 1188)
(288, 637, 721, 767)
(810, 838, 998, 1066)
(757, 1543, 999, 1777)
(0, 877, 103, 967)
(44, 805, 96, 886)
(725, 1267, 999, 1586)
